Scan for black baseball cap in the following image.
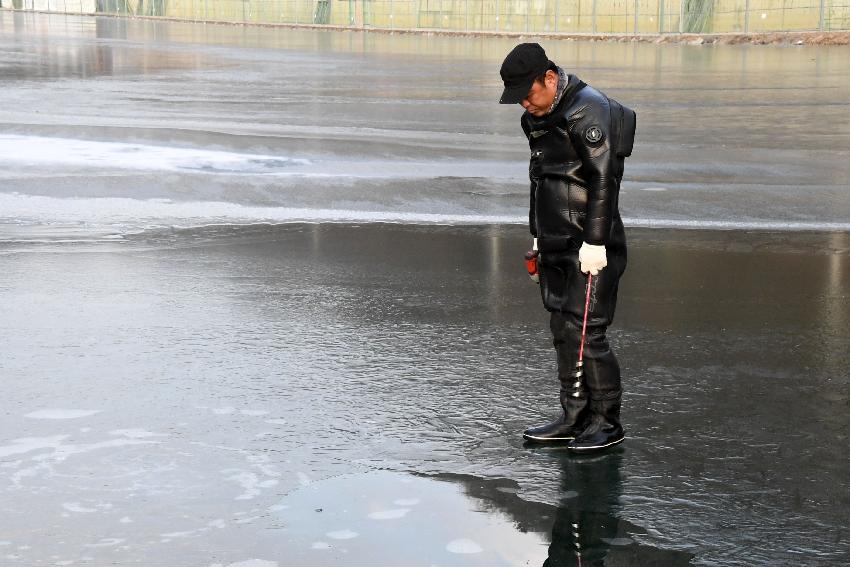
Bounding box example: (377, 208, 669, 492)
(499, 43, 552, 104)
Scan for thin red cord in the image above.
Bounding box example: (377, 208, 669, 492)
(578, 273, 593, 363)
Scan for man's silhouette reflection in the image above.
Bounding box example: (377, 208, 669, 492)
(541, 448, 693, 566)
(544, 449, 624, 566)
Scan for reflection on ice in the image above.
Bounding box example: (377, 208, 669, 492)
(275, 466, 695, 566)
(275, 470, 550, 566)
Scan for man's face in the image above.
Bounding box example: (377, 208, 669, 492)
(520, 70, 558, 116)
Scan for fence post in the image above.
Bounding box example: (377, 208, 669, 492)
(818, 0, 825, 30)
(659, 0, 665, 33)
(678, 0, 684, 33)
(555, 0, 561, 33)
(526, 0, 530, 31)
(592, 0, 597, 33)
(465, 0, 469, 30)
(634, 0, 638, 33)
(495, 0, 500, 31)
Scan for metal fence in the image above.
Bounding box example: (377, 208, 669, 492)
(6, 0, 850, 32)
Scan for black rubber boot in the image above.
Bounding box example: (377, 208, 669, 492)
(522, 393, 588, 442)
(523, 323, 590, 442)
(568, 398, 625, 451)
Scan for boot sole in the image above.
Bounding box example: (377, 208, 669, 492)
(522, 434, 576, 442)
(567, 435, 625, 451)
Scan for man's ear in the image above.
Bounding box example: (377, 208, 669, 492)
(545, 70, 558, 88)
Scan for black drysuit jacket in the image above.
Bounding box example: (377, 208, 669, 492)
(521, 74, 636, 313)
(521, 74, 634, 254)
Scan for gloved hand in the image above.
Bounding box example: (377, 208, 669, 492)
(524, 238, 539, 283)
(579, 242, 607, 275)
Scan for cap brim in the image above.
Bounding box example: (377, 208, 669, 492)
(499, 80, 533, 104)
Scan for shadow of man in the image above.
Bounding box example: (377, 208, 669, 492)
(541, 448, 694, 566)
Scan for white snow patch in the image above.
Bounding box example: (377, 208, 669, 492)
(83, 538, 124, 548)
(33, 438, 160, 464)
(212, 407, 236, 415)
(208, 519, 227, 529)
(109, 429, 165, 439)
(240, 410, 269, 416)
(0, 436, 68, 458)
(119, 517, 133, 524)
(267, 504, 289, 512)
(25, 410, 100, 420)
(326, 530, 358, 540)
(0, 135, 310, 174)
(311, 542, 331, 550)
(223, 470, 265, 500)
(62, 503, 99, 514)
(368, 508, 410, 520)
(265, 419, 287, 425)
(0, 193, 524, 233)
(393, 498, 421, 506)
(161, 530, 197, 538)
(446, 539, 483, 554)
(226, 560, 278, 567)
(297, 472, 312, 486)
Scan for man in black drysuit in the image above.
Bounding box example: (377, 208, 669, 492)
(499, 43, 636, 451)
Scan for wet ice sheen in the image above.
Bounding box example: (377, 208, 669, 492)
(1, 12, 848, 567)
(0, 222, 840, 565)
(3, 14, 850, 237)
(277, 471, 548, 566)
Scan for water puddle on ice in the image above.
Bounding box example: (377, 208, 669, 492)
(275, 470, 547, 566)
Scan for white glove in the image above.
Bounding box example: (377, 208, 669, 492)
(579, 242, 607, 275)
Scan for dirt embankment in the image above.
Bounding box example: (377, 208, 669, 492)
(394, 29, 850, 45)
(641, 31, 850, 45)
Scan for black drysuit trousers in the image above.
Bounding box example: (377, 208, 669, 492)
(538, 245, 626, 426)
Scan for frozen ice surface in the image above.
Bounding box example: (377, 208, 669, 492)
(1, 220, 844, 566)
(0, 11, 848, 567)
